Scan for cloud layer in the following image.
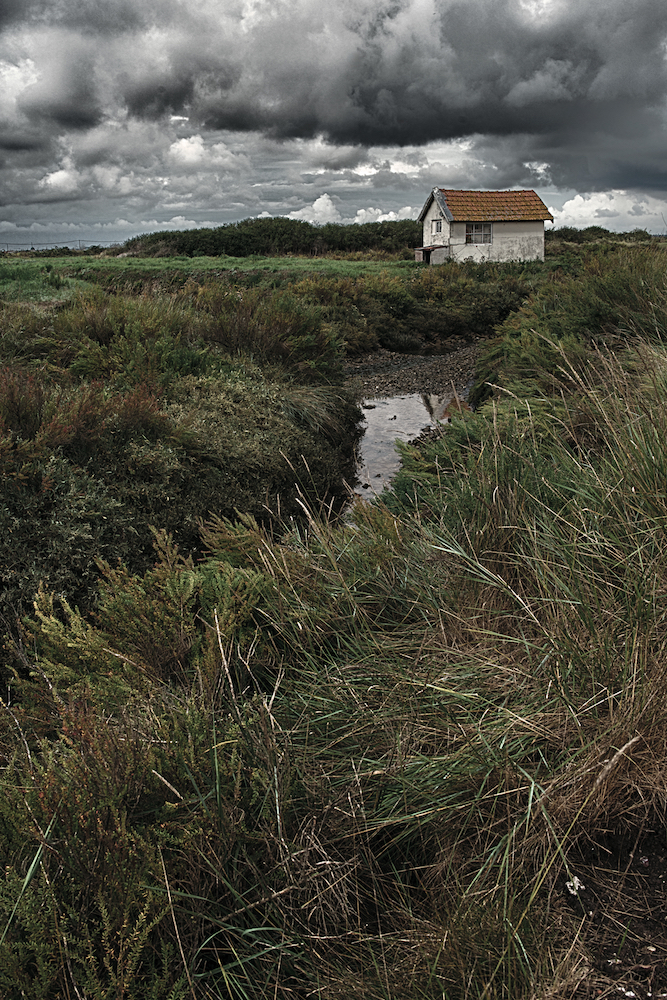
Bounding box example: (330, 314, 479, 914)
(1, 0, 667, 241)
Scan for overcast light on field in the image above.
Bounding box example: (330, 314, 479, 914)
(2, 0, 667, 246)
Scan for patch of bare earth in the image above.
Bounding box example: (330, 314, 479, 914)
(554, 831, 667, 999)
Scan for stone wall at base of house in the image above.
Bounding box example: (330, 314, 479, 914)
(430, 246, 449, 264)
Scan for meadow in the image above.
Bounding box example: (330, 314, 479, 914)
(0, 229, 666, 998)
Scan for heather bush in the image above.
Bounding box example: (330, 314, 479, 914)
(286, 263, 533, 355)
(53, 289, 208, 386)
(192, 284, 343, 382)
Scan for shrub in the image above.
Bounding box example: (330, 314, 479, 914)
(471, 245, 667, 406)
(122, 217, 421, 258)
(193, 285, 343, 382)
(0, 368, 360, 617)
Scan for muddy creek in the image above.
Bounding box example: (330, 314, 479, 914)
(354, 391, 466, 499)
(344, 343, 480, 498)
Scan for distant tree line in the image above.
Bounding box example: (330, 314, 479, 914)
(545, 225, 657, 243)
(122, 216, 422, 257)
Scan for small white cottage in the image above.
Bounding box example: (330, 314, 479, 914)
(415, 189, 553, 264)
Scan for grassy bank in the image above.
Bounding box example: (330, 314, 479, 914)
(1, 244, 667, 997)
(0, 276, 360, 620)
(1, 252, 542, 355)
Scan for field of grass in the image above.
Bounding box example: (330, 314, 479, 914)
(0, 251, 544, 355)
(1, 238, 667, 998)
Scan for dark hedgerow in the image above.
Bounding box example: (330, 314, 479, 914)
(123, 216, 422, 258)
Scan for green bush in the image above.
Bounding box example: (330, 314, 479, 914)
(0, 365, 360, 618)
(123, 216, 421, 258)
(192, 285, 343, 382)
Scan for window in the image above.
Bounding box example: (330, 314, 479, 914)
(466, 222, 492, 244)
(432, 219, 442, 234)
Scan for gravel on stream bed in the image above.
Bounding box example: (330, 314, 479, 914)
(343, 340, 482, 398)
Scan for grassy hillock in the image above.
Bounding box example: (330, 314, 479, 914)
(0, 277, 359, 621)
(2, 241, 667, 998)
(11, 253, 540, 355)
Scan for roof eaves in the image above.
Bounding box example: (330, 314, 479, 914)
(417, 190, 435, 223)
(417, 187, 455, 223)
(433, 189, 454, 223)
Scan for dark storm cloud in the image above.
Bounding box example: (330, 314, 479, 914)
(19, 0, 176, 35)
(0, 0, 35, 30)
(2, 0, 667, 231)
(18, 62, 103, 130)
(0, 130, 47, 153)
(48, 0, 658, 192)
(125, 79, 197, 120)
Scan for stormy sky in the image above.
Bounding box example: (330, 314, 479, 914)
(2, 0, 667, 246)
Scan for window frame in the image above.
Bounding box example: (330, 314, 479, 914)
(431, 218, 442, 235)
(465, 222, 492, 244)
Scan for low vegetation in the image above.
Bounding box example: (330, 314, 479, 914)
(4, 253, 541, 355)
(1, 232, 667, 998)
(121, 216, 422, 258)
(0, 278, 359, 621)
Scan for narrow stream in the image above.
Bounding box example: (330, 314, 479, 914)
(354, 391, 461, 499)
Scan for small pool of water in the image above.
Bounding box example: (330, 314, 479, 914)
(354, 392, 457, 499)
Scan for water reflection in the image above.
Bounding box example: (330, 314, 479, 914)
(354, 391, 461, 499)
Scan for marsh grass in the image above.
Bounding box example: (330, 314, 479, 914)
(0, 260, 77, 301)
(0, 275, 362, 619)
(4, 248, 667, 997)
(29, 253, 542, 356)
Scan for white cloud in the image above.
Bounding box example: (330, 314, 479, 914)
(288, 193, 342, 223)
(0, 57, 39, 114)
(553, 191, 667, 232)
(389, 160, 422, 176)
(169, 133, 247, 172)
(138, 215, 215, 230)
(39, 157, 83, 194)
(169, 134, 207, 165)
(352, 205, 417, 224)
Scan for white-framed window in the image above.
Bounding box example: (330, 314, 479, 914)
(431, 219, 442, 234)
(466, 222, 492, 244)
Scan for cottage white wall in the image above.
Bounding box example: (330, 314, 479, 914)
(447, 220, 545, 262)
(422, 198, 449, 246)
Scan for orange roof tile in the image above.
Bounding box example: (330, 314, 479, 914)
(438, 189, 553, 222)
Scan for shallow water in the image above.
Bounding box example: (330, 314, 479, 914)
(354, 392, 454, 499)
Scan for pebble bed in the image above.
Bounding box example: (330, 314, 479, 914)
(343, 340, 482, 399)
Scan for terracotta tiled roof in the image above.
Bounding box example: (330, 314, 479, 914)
(438, 189, 553, 222)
